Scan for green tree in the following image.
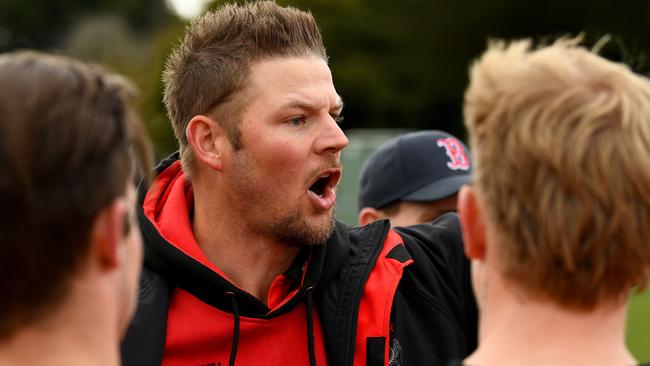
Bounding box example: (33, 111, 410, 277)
(200, 0, 650, 138)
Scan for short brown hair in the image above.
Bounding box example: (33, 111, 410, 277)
(464, 38, 650, 310)
(163, 0, 327, 177)
(0, 50, 152, 338)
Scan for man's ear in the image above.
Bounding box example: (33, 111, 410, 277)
(90, 199, 126, 270)
(358, 207, 386, 226)
(458, 185, 486, 260)
(186, 115, 226, 171)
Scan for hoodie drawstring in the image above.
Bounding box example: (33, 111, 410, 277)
(305, 286, 316, 366)
(225, 287, 316, 366)
(225, 292, 240, 366)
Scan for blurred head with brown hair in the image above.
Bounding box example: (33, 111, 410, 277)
(459, 37, 650, 365)
(0, 50, 152, 364)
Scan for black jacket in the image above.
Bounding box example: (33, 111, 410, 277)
(121, 153, 477, 366)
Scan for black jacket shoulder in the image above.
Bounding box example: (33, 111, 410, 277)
(391, 213, 478, 365)
(120, 267, 170, 366)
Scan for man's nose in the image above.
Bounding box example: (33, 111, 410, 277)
(314, 116, 348, 155)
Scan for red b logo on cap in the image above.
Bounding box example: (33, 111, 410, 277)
(436, 137, 470, 171)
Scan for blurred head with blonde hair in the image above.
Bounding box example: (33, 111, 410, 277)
(459, 37, 650, 365)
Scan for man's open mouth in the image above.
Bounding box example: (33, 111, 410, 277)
(308, 169, 341, 197)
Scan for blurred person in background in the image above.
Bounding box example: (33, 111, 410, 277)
(0, 50, 152, 365)
(458, 38, 650, 366)
(357, 130, 472, 227)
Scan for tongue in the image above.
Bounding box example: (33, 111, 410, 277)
(309, 185, 336, 210)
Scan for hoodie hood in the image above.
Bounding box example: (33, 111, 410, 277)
(136, 152, 350, 318)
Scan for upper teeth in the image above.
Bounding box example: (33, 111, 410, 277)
(320, 174, 330, 178)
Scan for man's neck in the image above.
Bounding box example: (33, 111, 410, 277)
(0, 289, 119, 366)
(192, 190, 301, 303)
(468, 284, 635, 366)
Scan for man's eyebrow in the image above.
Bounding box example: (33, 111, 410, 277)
(277, 97, 344, 112)
(278, 100, 313, 111)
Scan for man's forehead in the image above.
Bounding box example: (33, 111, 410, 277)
(247, 56, 332, 87)
(237, 57, 341, 114)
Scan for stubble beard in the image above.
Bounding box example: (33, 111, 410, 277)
(230, 149, 336, 248)
(272, 208, 336, 247)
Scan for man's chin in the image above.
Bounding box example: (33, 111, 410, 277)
(273, 211, 335, 247)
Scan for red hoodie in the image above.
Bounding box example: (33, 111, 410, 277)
(143, 161, 327, 366)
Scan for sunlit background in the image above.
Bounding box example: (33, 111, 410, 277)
(166, 0, 211, 19)
(2, 0, 648, 359)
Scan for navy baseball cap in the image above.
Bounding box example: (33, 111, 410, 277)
(357, 130, 473, 211)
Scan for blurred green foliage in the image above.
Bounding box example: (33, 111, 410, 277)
(1, 0, 182, 158)
(5, 0, 650, 156)
(0, 0, 172, 51)
(628, 290, 650, 361)
(276, 0, 650, 141)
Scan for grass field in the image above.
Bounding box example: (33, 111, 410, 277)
(628, 289, 650, 362)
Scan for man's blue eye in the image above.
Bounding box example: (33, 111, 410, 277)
(288, 117, 305, 126)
